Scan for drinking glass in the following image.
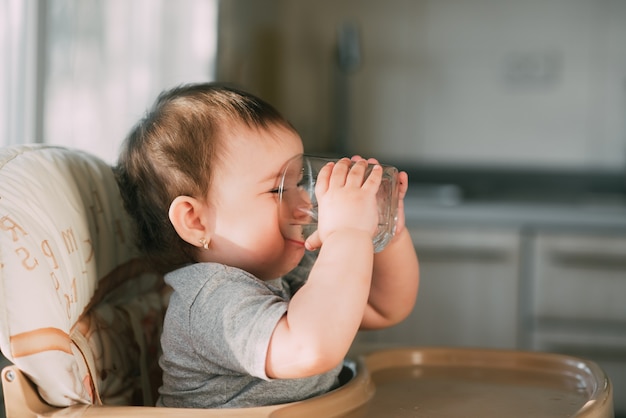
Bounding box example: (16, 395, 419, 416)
(278, 155, 399, 252)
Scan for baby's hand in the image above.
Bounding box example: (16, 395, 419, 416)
(305, 158, 382, 251)
(351, 155, 409, 239)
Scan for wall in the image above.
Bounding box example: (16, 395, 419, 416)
(217, 0, 626, 170)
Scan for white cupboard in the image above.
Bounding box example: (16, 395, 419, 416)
(359, 226, 521, 349)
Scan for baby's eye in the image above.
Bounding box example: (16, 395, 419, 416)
(268, 188, 280, 194)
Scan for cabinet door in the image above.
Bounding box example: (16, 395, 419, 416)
(529, 231, 626, 414)
(360, 226, 521, 349)
(531, 232, 626, 323)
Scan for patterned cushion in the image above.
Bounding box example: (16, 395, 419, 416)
(0, 145, 166, 406)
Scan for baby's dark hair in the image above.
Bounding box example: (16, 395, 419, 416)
(115, 82, 295, 273)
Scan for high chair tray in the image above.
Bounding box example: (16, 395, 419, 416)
(351, 347, 614, 418)
(2, 347, 614, 417)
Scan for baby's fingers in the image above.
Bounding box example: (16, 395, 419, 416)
(329, 159, 352, 188)
(305, 230, 322, 251)
(350, 155, 379, 166)
(345, 160, 369, 187)
(397, 171, 409, 199)
(362, 164, 383, 191)
(315, 162, 334, 196)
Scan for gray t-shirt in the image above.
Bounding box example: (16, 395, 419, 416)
(157, 254, 342, 408)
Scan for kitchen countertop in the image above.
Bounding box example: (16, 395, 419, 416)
(404, 193, 626, 231)
(380, 162, 626, 231)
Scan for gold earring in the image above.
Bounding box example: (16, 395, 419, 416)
(199, 238, 210, 250)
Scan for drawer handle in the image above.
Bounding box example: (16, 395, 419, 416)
(417, 248, 510, 262)
(550, 252, 626, 270)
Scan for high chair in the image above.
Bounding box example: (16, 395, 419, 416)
(0, 145, 615, 417)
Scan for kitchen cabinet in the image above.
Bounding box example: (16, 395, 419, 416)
(527, 231, 626, 412)
(359, 226, 521, 349)
(529, 232, 626, 324)
(354, 199, 626, 412)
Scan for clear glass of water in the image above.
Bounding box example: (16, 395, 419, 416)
(278, 154, 399, 252)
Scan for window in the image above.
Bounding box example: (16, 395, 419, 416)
(1, 0, 218, 163)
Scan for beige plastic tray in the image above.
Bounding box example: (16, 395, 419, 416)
(348, 347, 614, 418)
(2, 347, 613, 417)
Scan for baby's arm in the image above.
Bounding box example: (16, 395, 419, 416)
(334, 157, 418, 330)
(265, 159, 380, 379)
(361, 170, 420, 329)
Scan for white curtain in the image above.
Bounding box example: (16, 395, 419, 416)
(1, 0, 218, 163)
(1, 0, 39, 147)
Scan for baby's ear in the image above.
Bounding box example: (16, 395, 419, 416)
(168, 195, 213, 248)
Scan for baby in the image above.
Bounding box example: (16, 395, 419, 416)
(115, 82, 419, 408)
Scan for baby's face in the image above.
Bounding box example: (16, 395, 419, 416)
(198, 124, 306, 280)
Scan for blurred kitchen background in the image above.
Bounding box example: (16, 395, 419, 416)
(2, 0, 626, 414)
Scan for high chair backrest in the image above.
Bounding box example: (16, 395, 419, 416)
(0, 145, 166, 408)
